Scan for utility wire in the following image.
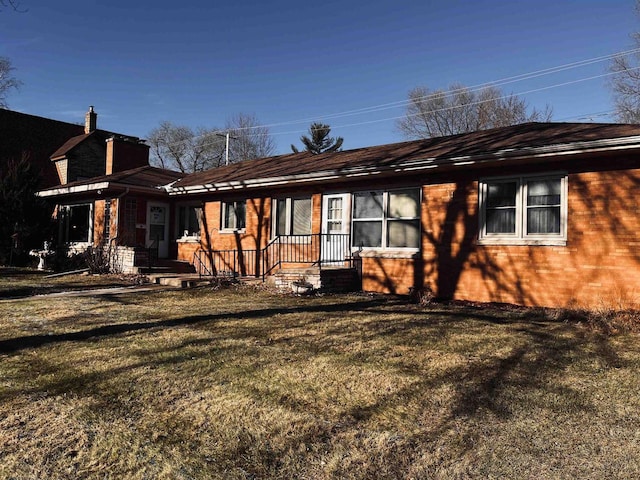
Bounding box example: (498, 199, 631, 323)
(155, 48, 640, 148)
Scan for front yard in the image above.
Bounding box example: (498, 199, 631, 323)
(0, 274, 639, 479)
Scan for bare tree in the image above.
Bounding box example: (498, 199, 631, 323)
(147, 122, 225, 173)
(610, 2, 640, 123)
(225, 113, 276, 163)
(147, 114, 275, 173)
(0, 0, 27, 12)
(397, 84, 552, 139)
(0, 57, 21, 108)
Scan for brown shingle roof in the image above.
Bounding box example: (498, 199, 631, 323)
(173, 122, 640, 191)
(49, 132, 94, 160)
(49, 129, 139, 160)
(38, 165, 183, 196)
(66, 165, 182, 188)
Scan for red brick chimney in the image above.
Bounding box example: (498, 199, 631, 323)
(106, 136, 150, 175)
(85, 106, 97, 134)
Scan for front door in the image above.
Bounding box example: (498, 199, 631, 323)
(321, 194, 350, 265)
(147, 202, 169, 258)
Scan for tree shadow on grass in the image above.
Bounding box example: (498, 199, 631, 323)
(0, 296, 395, 355)
(0, 291, 631, 479)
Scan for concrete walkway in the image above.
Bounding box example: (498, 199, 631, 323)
(0, 283, 179, 302)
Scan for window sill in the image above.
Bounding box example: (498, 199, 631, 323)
(477, 237, 567, 247)
(177, 236, 201, 243)
(219, 229, 246, 235)
(354, 249, 420, 259)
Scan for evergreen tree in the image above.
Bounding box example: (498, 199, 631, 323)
(291, 123, 344, 154)
(0, 154, 52, 264)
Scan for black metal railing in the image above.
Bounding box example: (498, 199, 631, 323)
(193, 233, 353, 280)
(147, 236, 160, 270)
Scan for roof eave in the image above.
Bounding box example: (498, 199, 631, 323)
(37, 182, 169, 198)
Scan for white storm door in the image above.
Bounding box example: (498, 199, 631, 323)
(321, 194, 350, 264)
(147, 202, 170, 258)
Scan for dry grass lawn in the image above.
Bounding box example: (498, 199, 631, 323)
(0, 275, 639, 479)
(0, 268, 143, 298)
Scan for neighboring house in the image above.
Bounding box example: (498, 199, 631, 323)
(0, 108, 85, 188)
(164, 122, 640, 309)
(34, 107, 184, 270)
(38, 165, 183, 258)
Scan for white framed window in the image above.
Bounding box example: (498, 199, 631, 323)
(221, 200, 246, 232)
(273, 197, 312, 236)
(351, 188, 421, 250)
(177, 204, 203, 239)
(479, 173, 568, 245)
(59, 203, 93, 244)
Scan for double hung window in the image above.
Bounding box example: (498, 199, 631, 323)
(274, 197, 312, 236)
(479, 174, 567, 244)
(221, 200, 246, 231)
(351, 189, 420, 249)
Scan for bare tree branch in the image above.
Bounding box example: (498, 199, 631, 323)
(0, 0, 28, 12)
(0, 57, 21, 108)
(397, 84, 552, 139)
(147, 114, 276, 173)
(147, 122, 225, 173)
(225, 113, 276, 163)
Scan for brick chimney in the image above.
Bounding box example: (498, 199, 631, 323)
(106, 136, 150, 175)
(85, 106, 97, 134)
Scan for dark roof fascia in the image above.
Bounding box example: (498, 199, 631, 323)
(37, 181, 171, 199)
(168, 135, 640, 196)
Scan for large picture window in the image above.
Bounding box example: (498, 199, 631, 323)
(352, 189, 420, 249)
(479, 173, 567, 245)
(221, 200, 246, 231)
(60, 203, 93, 244)
(274, 197, 312, 236)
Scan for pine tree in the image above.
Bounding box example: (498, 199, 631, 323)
(291, 123, 344, 154)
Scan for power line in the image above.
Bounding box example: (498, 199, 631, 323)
(155, 48, 640, 149)
(235, 47, 640, 131)
(239, 66, 640, 137)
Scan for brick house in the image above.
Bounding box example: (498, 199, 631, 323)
(164, 122, 640, 309)
(36, 107, 183, 270)
(37, 120, 640, 308)
(1, 108, 85, 189)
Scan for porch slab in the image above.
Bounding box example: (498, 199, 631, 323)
(146, 273, 213, 288)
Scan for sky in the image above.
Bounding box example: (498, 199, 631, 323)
(2, 0, 639, 154)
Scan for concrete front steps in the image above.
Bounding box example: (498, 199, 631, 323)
(146, 273, 214, 288)
(142, 259, 208, 288)
(143, 261, 360, 292)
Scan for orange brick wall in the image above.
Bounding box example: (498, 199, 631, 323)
(182, 169, 640, 309)
(361, 257, 416, 294)
(177, 197, 275, 262)
(191, 194, 324, 252)
(176, 241, 200, 262)
(414, 170, 640, 309)
(203, 197, 273, 250)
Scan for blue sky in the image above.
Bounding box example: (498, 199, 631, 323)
(2, 0, 638, 153)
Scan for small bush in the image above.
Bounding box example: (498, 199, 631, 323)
(410, 284, 435, 306)
(48, 245, 86, 273)
(83, 244, 121, 274)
